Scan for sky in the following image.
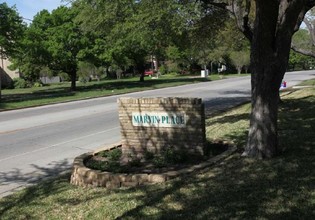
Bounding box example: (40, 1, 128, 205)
(4, 0, 65, 23)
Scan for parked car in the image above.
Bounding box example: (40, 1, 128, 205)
(144, 69, 154, 76)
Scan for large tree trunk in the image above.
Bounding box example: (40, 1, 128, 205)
(139, 73, 145, 82)
(242, 1, 293, 158)
(0, 69, 2, 101)
(70, 70, 77, 91)
(137, 63, 145, 82)
(243, 63, 284, 158)
(237, 66, 242, 74)
(0, 60, 3, 100)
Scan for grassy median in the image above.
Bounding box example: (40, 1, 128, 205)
(0, 80, 314, 219)
(0, 74, 232, 111)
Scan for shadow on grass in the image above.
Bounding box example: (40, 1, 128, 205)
(0, 102, 7, 109)
(203, 97, 251, 117)
(206, 112, 249, 126)
(0, 95, 314, 219)
(0, 160, 71, 216)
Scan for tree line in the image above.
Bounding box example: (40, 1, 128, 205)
(2, 1, 250, 91)
(1, 1, 314, 91)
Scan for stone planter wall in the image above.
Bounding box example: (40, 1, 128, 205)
(70, 143, 237, 189)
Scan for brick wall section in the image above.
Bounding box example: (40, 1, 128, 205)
(118, 97, 206, 160)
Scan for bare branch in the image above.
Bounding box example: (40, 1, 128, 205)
(306, 0, 315, 8)
(231, 0, 252, 41)
(294, 1, 315, 32)
(275, 0, 314, 51)
(200, 0, 228, 9)
(303, 15, 315, 46)
(291, 43, 315, 58)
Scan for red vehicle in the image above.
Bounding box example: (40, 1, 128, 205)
(144, 69, 154, 76)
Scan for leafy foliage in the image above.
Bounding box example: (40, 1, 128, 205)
(10, 6, 88, 90)
(0, 3, 25, 98)
(152, 146, 190, 168)
(97, 148, 122, 161)
(13, 78, 29, 89)
(86, 148, 123, 172)
(0, 3, 25, 58)
(230, 50, 250, 74)
(6, 0, 252, 89)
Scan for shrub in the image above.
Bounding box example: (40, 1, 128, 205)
(87, 148, 125, 172)
(144, 150, 155, 160)
(153, 156, 167, 168)
(158, 64, 168, 75)
(127, 158, 142, 167)
(78, 76, 91, 83)
(167, 62, 180, 74)
(108, 148, 122, 161)
(13, 78, 29, 89)
(162, 146, 188, 164)
(33, 81, 43, 88)
(153, 146, 189, 167)
(97, 148, 122, 160)
(58, 72, 70, 81)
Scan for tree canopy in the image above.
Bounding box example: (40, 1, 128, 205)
(0, 3, 24, 58)
(7, 0, 249, 87)
(11, 6, 88, 90)
(0, 2, 25, 99)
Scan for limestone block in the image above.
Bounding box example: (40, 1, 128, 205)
(131, 174, 149, 184)
(148, 174, 166, 183)
(121, 181, 139, 188)
(106, 181, 121, 189)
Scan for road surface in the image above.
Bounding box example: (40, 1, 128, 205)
(0, 71, 314, 197)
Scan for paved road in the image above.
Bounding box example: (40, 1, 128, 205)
(0, 71, 314, 197)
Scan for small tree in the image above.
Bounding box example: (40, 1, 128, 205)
(230, 50, 250, 74)
(12, 6, 88, 91)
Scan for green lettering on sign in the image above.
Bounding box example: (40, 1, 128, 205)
(132, 112, 187, 128)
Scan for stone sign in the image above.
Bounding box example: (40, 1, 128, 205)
(118, 97, 206, 160)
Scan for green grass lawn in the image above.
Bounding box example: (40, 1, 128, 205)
(0, 80, 314, 219)
(0, 74, 230, 111)
(300, 78, 315, 86)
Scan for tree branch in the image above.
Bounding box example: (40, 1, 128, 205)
(200, 0, 228, 9)
(303, 16, 315, 47)
(306, 0, 315, 8)
(231, 0, 252, 41)
(291, 43, 315, 58)
(275, 0, 315, 56)
(201, 0, 253, 42)
(293, 0, 315, 32)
